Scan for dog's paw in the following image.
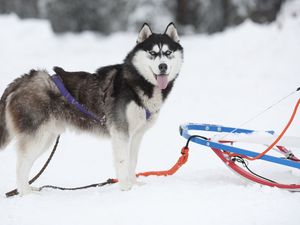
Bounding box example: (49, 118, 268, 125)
(129, 176, 146, 187)
(135, 181, 146, 186)
(119, 181, 133, 191)
(129, 176, 137, 184)
(18, 186, 40, 196)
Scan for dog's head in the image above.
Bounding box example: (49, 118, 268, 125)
(126, 23, 183, 90)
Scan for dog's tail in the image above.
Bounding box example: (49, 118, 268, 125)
(0, 88, 11, 150)
(0, 98, 10, 149)
(1, 71, 40, 150)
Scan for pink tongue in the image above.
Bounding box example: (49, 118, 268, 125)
(156, 75, 168, 90)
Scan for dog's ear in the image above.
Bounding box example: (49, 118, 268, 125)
(164, 22, 180, 42)
(137, 23, 152, 44)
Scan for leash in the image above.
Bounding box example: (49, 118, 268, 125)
(39, 179, 117, 191)
(5, 139, 189, 197)
(5, 135, 118, 197)
(5, 136, 61, 198)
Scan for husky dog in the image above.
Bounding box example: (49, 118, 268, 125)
(0, 23, 183, 195)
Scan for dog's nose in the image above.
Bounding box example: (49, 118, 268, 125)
(158, 63, 168, 74)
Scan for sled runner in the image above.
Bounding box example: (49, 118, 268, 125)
(180, 123, 300, 190)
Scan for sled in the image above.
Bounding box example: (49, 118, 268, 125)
(180, 123, 300, 191)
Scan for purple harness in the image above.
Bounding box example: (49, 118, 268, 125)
(51, 74, 151, 125)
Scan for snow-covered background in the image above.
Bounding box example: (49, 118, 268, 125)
(1, 1, 300, 225)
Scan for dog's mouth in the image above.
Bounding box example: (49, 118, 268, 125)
(154, 74, 168, 90)
(149, 67, 169, 90)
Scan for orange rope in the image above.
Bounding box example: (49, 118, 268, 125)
(230, 98, 300, 161)
(136, 147, 189, 177)
(108, 147, 189, 184)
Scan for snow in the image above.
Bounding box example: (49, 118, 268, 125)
(1, 1, 300, 224)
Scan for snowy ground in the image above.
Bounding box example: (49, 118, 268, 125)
(1, 1, 300, 225)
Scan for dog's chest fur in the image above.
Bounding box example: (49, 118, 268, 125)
(137, 88, 163, 115)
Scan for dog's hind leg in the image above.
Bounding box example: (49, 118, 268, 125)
(16, 131, 57, 196)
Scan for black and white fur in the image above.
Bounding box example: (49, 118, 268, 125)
(0, 23, 183, 196)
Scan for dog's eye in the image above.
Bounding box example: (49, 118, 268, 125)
(148, 50, 157, 56)
(165, 50, 172, 56)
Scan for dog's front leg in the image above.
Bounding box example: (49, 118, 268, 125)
(111, 129, 132, 191)
(128, 129, 145, 185)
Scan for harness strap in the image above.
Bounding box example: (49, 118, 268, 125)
(51, 74, 152, 122)
(51, 74, 106, 125)
(145, 108, 151, 120)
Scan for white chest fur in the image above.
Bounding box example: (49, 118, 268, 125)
(138, 87, 163, 115)
(126, 87, 163, 136)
